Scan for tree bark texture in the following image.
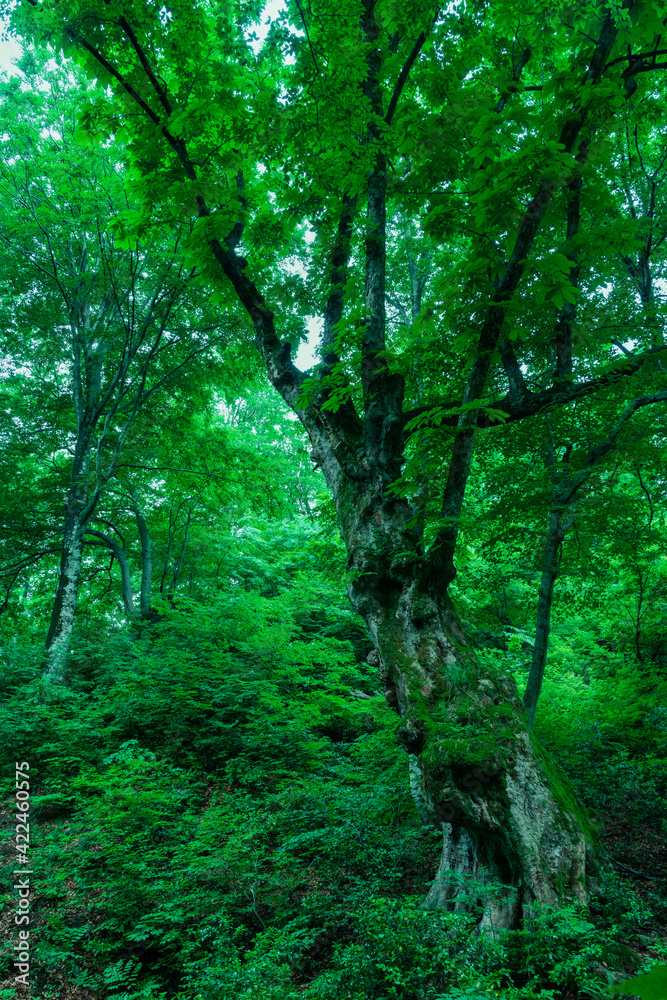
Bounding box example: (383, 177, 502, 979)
(44, 511, 85, 685)
(43, 426, 95, 683)
(321, 465, 591, 930)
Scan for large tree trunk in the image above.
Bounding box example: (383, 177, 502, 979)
(72, 0, 616, 929)
(329, 468, 592, 931)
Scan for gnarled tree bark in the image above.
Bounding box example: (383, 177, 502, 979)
(314, 444, 591, 930)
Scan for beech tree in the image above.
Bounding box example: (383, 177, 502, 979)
(6, 0, 667, 927)
(0, 59, 237, 681)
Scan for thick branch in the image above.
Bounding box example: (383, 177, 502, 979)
(27, 7, 371, 484)
(404, 345, 667, 434)
(70, 32, 162, 126)
(225, 170, 248, 252)
(605, 48, 667, 69)
(359, 0, 405, 477)
(117, 16, 173, 116)
(321, 193, 357, 365)
(385, 29, 429, 127)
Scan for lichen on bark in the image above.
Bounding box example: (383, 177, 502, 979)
(344, 551, 597, 931)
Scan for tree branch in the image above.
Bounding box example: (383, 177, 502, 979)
(634, 462, 654, 530)
(0, 547, 62, 578)
(385, 27, 430, 127)
(494, 46, 532, 113)
(70, 32, 162, 127)
(117, 15, 173, 116)
(84, 529, 136, 617)
(321, 193, 357, 365)
(605, 48, 667, 69)
(115, 463, 233, 481)
(404, 345, 667, 434)
(554, 172, 583, 383)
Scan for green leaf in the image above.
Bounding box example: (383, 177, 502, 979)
(610, 965, 667, 999)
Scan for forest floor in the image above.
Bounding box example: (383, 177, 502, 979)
(2, 807, 667, 999)
(600, 811, 667, 949)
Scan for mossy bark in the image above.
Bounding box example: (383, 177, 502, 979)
(323, 465, 597, 931)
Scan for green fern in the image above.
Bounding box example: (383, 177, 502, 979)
(103, 958, 142, 991)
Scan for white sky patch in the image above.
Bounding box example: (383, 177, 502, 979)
(0, 3, 293, 72)
(0, 25, 21, 76)
(295, 316, 321, 371)
(246, 0, 301, 67)
(246, 0, 287, 55)
(280, 245, 321, 371)
(614, 339, 637, 354)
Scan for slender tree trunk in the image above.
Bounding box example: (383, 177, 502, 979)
(130, 492, 152, 617)
(116, 545, 135, 618)
(520, 388, 661, 725)
(85, 530, 137, 618)
(524, 510, 569, 728)
(159, 504, 176, 595)
(169, 502, 192, 596)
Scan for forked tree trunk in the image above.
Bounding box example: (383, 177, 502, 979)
(329, 468, 594, 931)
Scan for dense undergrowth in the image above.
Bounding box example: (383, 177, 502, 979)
(1, 525, 666, 1000)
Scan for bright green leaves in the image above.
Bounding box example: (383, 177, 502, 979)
(610, 961, 667, 997)
(297, 358, 358, 415)
(3, 0, 667, 591)
(107, 209, 146, 252)
(527, 252, 578, 309)
(467, 112, 502, 171)
(617, 0, 667, 49)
